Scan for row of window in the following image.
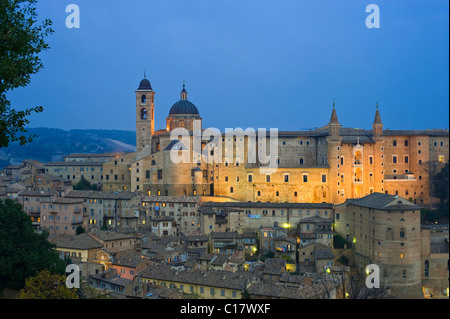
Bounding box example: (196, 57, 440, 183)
(42, 215, 82, 222)
(386, 139, 445, 148)
(392, 139, 445, 147)
(43, 225, 77, 231)
(223, 173, 325, 184)
(229, 187, 327, 199)
(147, 202, 196, 208)
(49, 167, 102, 172)
(143, 189, 206, 196)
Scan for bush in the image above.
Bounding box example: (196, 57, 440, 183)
(76, 226, 85, 235)
(333, 234, 348, 249)
(260, 251, 275, 261)
(421, 207, 449, 225)
(337, 255, 349, 266)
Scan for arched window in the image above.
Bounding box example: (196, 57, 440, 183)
(386, 227, 393, 240)
(355, 168, 363, 182)
(424, 260, 429, 277)
(141, 95, 147, 104)
(354, 151, 363, 165)
(141, 108, 147, 120)
(179, 120, 185, 128)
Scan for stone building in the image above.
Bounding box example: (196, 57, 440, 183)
(335, 192, 427, 298)
(17, 190, 58, 228)
(45, 161, 104, 186)
(140, 195, 202, 235)
(201, 201, 334, 234)
(88, 229, 140, 255)
(212, 106, 449, 205)
(27, 173, 71, 191)
(136, 264, 254, 299)
(113, 76, 449, 206)
(40, 197, 87, 235)
(63, 153, 122, 163)
(101, 152, 136, 191)
(85, 190, 141, 230)
(1, 160, 45, 182)
(420, 228, 449, 299)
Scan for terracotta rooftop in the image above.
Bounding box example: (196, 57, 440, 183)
(137, 265, 252, 291)
(346, 192, 420, 210)
(48, 233, 103, 250)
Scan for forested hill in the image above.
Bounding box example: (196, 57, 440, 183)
(0, 128, 136, 169)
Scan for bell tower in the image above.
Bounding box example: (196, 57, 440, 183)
(136, 73, 155, 155)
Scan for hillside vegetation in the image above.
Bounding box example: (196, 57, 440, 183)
(0, 128, 136, 168)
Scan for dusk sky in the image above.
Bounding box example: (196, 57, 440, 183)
(8, 0, 449, 133)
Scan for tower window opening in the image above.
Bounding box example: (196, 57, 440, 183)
(141, 108, 147, 120)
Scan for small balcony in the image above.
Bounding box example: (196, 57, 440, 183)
(353, 151, 363, 167)
(353, 160, 363, 167)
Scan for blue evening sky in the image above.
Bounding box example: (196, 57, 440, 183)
(8, 0, 449, 132)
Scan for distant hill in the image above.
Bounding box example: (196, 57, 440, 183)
(0, 128, 136, 169)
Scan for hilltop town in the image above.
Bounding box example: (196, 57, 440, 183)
(1, 77, 449, 299)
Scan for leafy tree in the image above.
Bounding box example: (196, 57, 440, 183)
(241, 286, 250, 299)
(260, 250, 274, 261)
(0, 199, 66, 292)
(73, 177, 91, 190)
(419, 160, 445, 209)
(76, 225, 85, 235)
(333, 233, 348, 249)
(433, 161, 449, 205)
(337, 255, 349, 266)
(76, 281, 111, 299)
(0, 0, 53, 148)
(101, 215, 109, 230)
(19, 269, 78, 299)
(73, 177, 98, 190)
(281, 254, 293, 263)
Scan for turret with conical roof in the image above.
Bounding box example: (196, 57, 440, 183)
(372, 103, 383, 137)
(328, 101, 340, 137)
(330, 104, 339, 124)
(326, 100, 343, 203)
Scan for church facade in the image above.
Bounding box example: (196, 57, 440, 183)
(103, 76, 449, 206)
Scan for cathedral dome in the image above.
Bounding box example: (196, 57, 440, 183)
(169, 100, 200, 116)
(168, 84, 200, 116)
